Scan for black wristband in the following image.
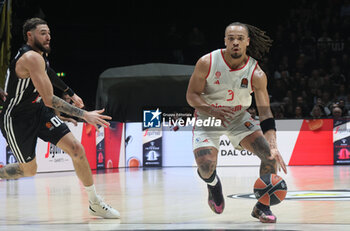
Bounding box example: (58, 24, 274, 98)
(260, 118, 276, 134)
(65, 88, 75, 97)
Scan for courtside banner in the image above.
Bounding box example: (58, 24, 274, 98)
(96, 125, 105, 169)
(36, 122, 82, 173)
(0, 135, 7, 166)
(142, 127, 162, 167)
(125, 122, 143, 168)
(333, 118, 350, 164)
(104, 122, 125, 169)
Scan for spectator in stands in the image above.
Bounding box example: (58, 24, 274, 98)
(337, 99, 348, 116)
(335, 84, 347, 101)
(332, 106, 343, 119)
(282, 96, 294, 118)
(296, 96, 310, 117)
(311, 105, 323, 118)
(315, 97, 331, 116)
(345, 92, 350, 115)
(270, 79, 286, 102)
(317, 31, 332, 51)
(294, 106, 303, 119)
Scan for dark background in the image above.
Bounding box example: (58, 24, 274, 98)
(10, 0, 288, 109)
(9, 0, 350, 120)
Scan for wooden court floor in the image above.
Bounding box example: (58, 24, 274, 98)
(1, 165, 350, 231)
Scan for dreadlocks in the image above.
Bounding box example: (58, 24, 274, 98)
(226, 22, 273, 60)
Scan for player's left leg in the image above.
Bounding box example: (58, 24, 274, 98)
(39, 107, 119, 219)
(56, 132, 120, 219)
(240, 130, 278, 223)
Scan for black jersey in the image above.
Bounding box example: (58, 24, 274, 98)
(1, 45, 46, 118)
(0, 45, 70, 163)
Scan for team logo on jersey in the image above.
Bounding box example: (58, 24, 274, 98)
(244, 121, 254, 129)
(45, 122, 54, 130)
(215, 71, 221, 78)
(240, 78, 248, 88)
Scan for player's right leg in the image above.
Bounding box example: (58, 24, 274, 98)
(0, 114, 39, 180)
(193, 145, 224, 214)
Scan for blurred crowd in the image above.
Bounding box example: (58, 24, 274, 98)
(4, 1, 350, 120)
(167, 1, 350, 119)
(261, 0, 350, 119)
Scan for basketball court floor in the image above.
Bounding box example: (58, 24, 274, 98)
(0, 165, 350, 231)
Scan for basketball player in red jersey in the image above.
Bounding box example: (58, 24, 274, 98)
(186, 22, 287, 223)
(0, 18, 120, 219)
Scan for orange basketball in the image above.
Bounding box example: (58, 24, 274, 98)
(253, 174, 287, 206)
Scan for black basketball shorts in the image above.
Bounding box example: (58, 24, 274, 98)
(0, 106, 70, 163)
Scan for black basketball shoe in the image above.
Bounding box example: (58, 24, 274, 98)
(251, 202, 277, 223)
(207, 177, 225, 214)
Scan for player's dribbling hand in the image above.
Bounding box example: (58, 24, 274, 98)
(83, 108, 112, 129)
(269, 148, 287, 174)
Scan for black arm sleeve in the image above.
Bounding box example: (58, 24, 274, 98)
(47, 66, 69, 92)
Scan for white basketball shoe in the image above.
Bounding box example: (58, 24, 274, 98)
(89, 196, 120, 219)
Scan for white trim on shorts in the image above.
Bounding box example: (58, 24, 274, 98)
(3, 78, 30, 163)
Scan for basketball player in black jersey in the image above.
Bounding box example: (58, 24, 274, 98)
(0, 18, 120, 219)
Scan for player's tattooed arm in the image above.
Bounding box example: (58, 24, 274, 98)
(0, 163, 24, 179)
(250, 136, 277, 175)
(51, 95, 85, 118)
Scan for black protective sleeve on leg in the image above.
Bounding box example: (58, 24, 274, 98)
(197, 169, 216, 183)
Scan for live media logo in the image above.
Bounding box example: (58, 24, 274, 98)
(143, 108, 222, 129)
(143, 108, 162, 128)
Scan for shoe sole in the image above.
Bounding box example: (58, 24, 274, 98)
(89, 206, 120, 219)
(251, 210, 276, 223)
(208, 199, 225, 214)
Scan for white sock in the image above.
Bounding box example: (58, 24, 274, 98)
(207, 176, 218, 186)
(85, 184, 99, 203)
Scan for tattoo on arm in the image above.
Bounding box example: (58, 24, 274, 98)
(52, 95, 85, 118)
(0, 163, 24, 179)
(260, 162, 276, 175)
(250, 136, 277, 175)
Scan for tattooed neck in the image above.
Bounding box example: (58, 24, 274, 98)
(52, 95, 85, 118)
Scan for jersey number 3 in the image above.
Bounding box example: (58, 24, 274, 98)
(227, 90, 234, 101)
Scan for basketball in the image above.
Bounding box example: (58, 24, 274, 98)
(253, 174, 287, 206)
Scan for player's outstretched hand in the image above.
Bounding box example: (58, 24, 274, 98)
(83, 108, 112, 129)
(269, 148, 287, 174)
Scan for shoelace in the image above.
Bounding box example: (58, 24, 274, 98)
(97, 197, 113, 211)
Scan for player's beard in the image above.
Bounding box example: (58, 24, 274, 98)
(231, 53, 242, 59)
(33, 37, 51, 54)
